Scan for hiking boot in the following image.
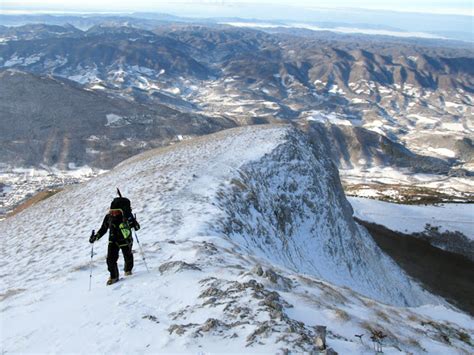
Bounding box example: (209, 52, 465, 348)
(106, 278, 119, 286)
(124, 271, 132, 276)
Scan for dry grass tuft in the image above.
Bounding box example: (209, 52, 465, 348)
(230, 178, 248, 191)
(374, 309, 390, 323)
(407, 314, 421, 323)
(333, 308, 351, 322)
(321, 287, 349, 305)
(361, 298, 377, 308)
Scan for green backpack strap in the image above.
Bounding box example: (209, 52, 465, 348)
(119, 222, 131, 239)
(109, 209, 131, 239)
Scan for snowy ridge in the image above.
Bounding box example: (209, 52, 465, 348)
(2, 125, 473, 354)
(212, 131, 434, 306)
(2, 125, 287, 296)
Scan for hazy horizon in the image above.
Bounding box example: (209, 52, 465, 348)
(1, 1, 472, 42)
(1, 0, 473, 17)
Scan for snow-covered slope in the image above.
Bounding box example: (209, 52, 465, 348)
(2, 125, 473, 354)
(349, 197, 474, 240)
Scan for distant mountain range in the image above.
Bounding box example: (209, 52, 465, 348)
(0, 21, 472, 201)
(1, 6, 473, 41)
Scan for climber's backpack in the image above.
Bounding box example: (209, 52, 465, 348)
(110, 197, 132, 216)
(109, 197, 133, 239)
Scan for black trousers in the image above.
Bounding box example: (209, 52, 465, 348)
(107, 241, 134, 279)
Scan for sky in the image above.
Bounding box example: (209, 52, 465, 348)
(2, 0, 473, 16)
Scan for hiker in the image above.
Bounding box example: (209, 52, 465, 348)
(89, 194, 140, 285)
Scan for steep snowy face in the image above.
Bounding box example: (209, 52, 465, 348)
(212, 130, 432, 306)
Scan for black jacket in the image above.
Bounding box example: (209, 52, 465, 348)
(96, 213, 138, 245)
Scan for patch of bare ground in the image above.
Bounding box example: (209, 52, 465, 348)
(0, 288, 26, 302)
(357, 218, 474, 316)
(7, 189, 61, 218)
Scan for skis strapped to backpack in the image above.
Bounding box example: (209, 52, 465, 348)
(111, 188, 133, 239)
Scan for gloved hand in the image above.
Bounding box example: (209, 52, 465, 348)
(128, 217, 140, 231)
(89, 234, 97, 244)
(133, 221, 141, 231)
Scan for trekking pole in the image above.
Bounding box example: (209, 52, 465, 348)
(134, 231, 149, 272)
(89, 230, 95, 291)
